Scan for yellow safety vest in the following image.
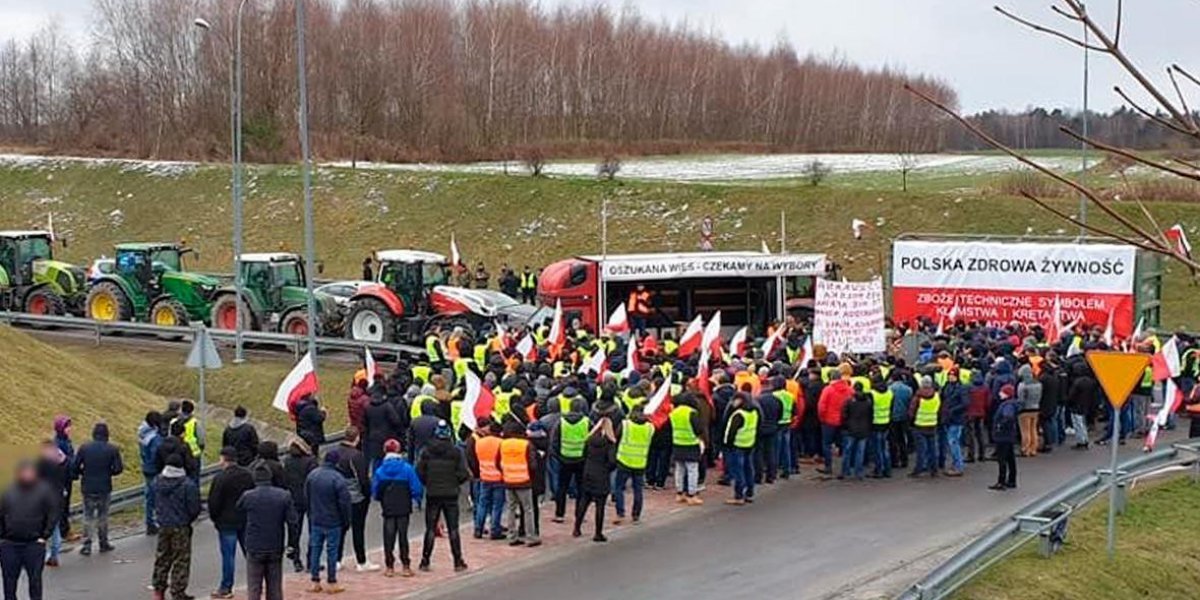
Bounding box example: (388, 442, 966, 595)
(774, 390, 794, 425)
(410, 395, 436, 420)
(173, 416, 201, 458)
(871, 390, 894, 426)
(559, 417, 590, 460)
(425, 335, 441, 363)
(474, 344, 488, 370)
(663, 340, 678, 356)
(520, 272, 536, 290)
(558, 394, 580, 415)
(617, 421, 654, 470)
(493, 391, 516, 421)
(450, 401, 463, 440)
(726, 408, 758, 449)
(669, 406, 699, 446)
(411, 365, 431, 385)
(914, 393, 941, 428)
(453, 358, 471, 380)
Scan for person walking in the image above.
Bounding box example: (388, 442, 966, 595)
(415, 422, 469, 572)
(221, 406, 260, 468)
(208, 447, 255, 599)
(282, 438, 317, 573)
(72, 421, 123, 556)
(137, 412, 164, 536)
(0, 460, 57, 600)
(465, 421, 506, 540)
(1016, 364, 1043, 457)
(371, 439, 423, 578)
(612, 409, 654, 524)
(990, 384, 1021, 491)
(334, 427, 379, 573)
(34, 440, 69, 568)
(669, 393, 706, 505)
(305, 450, 351, 594)
(500, 420, 540, 547)
(908, 377, 941, 478)
(152, 454, 202, 600)
(238, 463, 299, 600)
(551, 397, 590, 522)
(722, 393, 759, 505)
(574, 417, 617, 542)
(840, 387, 873, 481)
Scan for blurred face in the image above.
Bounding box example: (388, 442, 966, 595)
(16, 464, 37, 485)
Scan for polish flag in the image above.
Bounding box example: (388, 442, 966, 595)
(578, 346, 608, 377)
(793, 335, 814, 380)
(1102, 308, 1115, 348)
(676, 314, 705, 358)
(606, 303, 629, 334)
(695, 346, 714, 409)
(459, 368, 495, 432)
(935, 303, 959, 336)
(1046, 295, 1063, 341)
(515, 333, 536, 361)
(642, 379, 673, 428)
(621, 334, 640, 378)
(700, 310, 723, 357)
(1165, 224, 1192, 258)
(547, 299, 566, 355)
(1132, 316, 1145, 346)
(272, 352, 319, 418)
(728, 326, 748, 359)
(760, 324, 786, 359)
(364, 347, 381, 388)
(761, 239, 771, 254)
(1151, 336, 1182, 382)
(1145, 379, 1185, 451)
(450, 233, 465, 271)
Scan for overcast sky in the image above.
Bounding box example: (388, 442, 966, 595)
(1, 0, 1195, 113)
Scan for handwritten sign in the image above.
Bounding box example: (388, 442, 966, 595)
(814, 278, 885, 354)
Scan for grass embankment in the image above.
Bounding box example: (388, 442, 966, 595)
(955, 477, 1200, 600)
(0, 325, 163, 487)
(1, 158, 1196, 327)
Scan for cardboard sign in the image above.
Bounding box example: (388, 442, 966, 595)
(813, 278, 885, 354)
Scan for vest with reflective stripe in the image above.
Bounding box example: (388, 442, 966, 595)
(410, 395, 435, 420)
(453, 358, 471, 380)
(958, 368, 972, 386)
(871, 390, 894, 425)
(663, 340, 678, 356)
(493, 391, 516, 421)
(620, 391, 639, 413)
(174, 416, 201, 457)
(726, 408, 758, 449)
(475, 435, 503, 483)
(670, 406, 699, 446)
(558, 394, 580, 415)
(821, 366, 837, 383)
(617, 421, 654, 470)
(851, 375, 871, 393)
(914, 393, 941, 428)
(774, 390, 794, 425)
(411, 365, 431, 385)
(559, 417, 590, 459)
(425, 335, 441, 363)
(520, 272, 536, 290)
(450, 401, 463, 439)
(474, 344, 488, 369)
(499, 438, 531, 485)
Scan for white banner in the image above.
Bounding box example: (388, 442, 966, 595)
(597, 252, 826, 282)
(814, 279, 885, 354)
(892, 240, 1136, 294)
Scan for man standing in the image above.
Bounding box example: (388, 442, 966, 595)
(990, 384, 1021, 491)
(550, 398, 590, 523)
(371, 439, 423, 578)
(500, 420, 540, 547)
(137, 412, 164, 536)
(335, 427, 378, 573)
(221, 406, 260, 468)
(817, 365, 854, 477)
(305, 450, 351, 594)
(519, 266, 538, 304)
(294, 394, 327, 453)
(626, 284, 652, 334)
(0, 461, 57, 600)
(722, 393, 758, 505)
(465, 421, 505, 540)
(152, 454, 202, 600)
(908, 377, 942, 478)
(612, 410, 654, 523)
(868, 379, 893, 478)
(415, 422, 470, 572)
(669, 394, 705, 505)
(172, 401, 206, 466)
(282, 438, 317, 573)
(473, 262, 490, 289)
(238, 464, 298, 600)
(34, 440, 69, 568)
(941, 368, 969, 476)
(72, 422, 123, 556)
(208, 447, 255, 599)
(840, 387, 873, 481)
(754, 382, 782, 485)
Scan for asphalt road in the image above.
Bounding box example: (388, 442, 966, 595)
(39, 432, 1183, 600)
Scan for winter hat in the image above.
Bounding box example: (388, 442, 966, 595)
(324, 449, 341, 465)
(253, 464, 274, 484)
(384, 439, 402, 454)
(1000, 384, 1016, 399)
(563, 386, 579, 398)
(53, 415, 72, 436)
(220, 446, 238, 461)
(434, 420, 452, 440)
(919, 376, 934, 389)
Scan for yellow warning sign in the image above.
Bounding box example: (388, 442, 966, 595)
(1086, 351, 1150, 409)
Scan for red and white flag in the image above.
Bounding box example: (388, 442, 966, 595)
(1102, 308, 1115, 348)
(760, 324, 786, 359)
(547, 299, 566, 354)
(793, 335, 814, 380)
(642, 379, 673, 428)
(272, 352, 319, 417)
(1165, 224, 1192, 258)
(701, 310, 722, 357)
(459, 368, 495, 432)
(515, 333, 536, 361)
(578, 346, 608, 377)
(1151, 336, 1182, 382)
(676, 314, 705, 358)
(606, 303, 629, 334)
(364, 347, 381, 388)
(621, 334, 640, 378)
(1046, 295, 1063, 341)
(695, 346, 714, 408)
(1145, 378, 1184, 451)
(728, 326, 748, 359)
(760, 239, 771, 254)
(450, 233, 465, 271)
(935, 303, 959, 336)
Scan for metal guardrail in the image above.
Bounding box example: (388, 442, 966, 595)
(897, 438, 1200, 600)
(0, 311, 426, 359)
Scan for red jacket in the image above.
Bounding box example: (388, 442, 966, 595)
(817, 379, 854, 427)
(966, 384, 990, 419)
(347, 387, 369, 431)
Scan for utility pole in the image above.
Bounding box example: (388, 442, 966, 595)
(295, 0, 318, 361)
(1079, 2, 1089, 237)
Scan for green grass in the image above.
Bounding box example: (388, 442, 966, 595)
(1, 159, 1196, 328)
(955, 477, 1200, 600)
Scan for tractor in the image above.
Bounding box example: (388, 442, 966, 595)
(208, 252, 343, 336)
(0, 230, 88, 316)
(344, 249, 536, 343)
(85, 243, 219, 326)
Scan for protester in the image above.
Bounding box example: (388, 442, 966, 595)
(415, 421, 469, 572)
(0, 460, 57, 600)
(371, 439, 423, 578)
(305, 450, 351, 594)
(669, 394, 706, 505)
(51, 416, 74, 543)
(941, 368, 969, 476)
(500, 420, 540, 547)
(363, 386, 404, 468)
(72, 421, 123, 556)
(990, 384, 1021, 491)
(295, 394, 328, 452)
(1016, 364, 1043, 457)
(156, 420, 199, 483)
(575, 417, 617, 542)
(172, 400, 205, 461)
(152, 454, 201, 600)
(34, 440, 69, 568)
(282, 437, 317, 573)
(1067, 362, 1098, 449)
(817, 365, 853, 476)
(840, 387, 873, 480)
(335, 427, 378, 573)
(722, 393, 759, 504)
(868, 378, 894, 478)
(251, 441, 287, 490)
(612, 408, 654, 522)
(208, 447, 255, 599)
(551, 396, 590, 522)
(238, 463, 298, 600)
(908, 377, 941, 478)
(221, 406, 260, 468)
(137, 412, 164, 536)
(464, 420, 505, 540)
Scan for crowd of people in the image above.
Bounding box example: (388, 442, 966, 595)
(3, 314, 1198, 600)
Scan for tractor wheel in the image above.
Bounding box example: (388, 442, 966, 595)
(210, 294, 255, 331)
(346, 297, 396, 343)
(150, 298, 190, 327)
(86, 282, 133, 323)
(24, 288, 66, 316)
(280, 311, 312, 337)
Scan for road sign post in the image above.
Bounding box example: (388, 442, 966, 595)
(1085, 350, 1150, 559)
(186, 327, 223, 473)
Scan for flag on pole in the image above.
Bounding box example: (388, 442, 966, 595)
(515, 333, 536, 361)
(760, 324, 786, 359)
(1132, 316, 1145, 344)
(1145, 378, 1184, 451)
(760, 239, 771, 254)
(1102, 308, 1115, 348)
(47, 213, 56, 242)
(1165, 224, 1193, 259)
(578, 346, 608, 376)
(1151, 336, 1182, 382)
(695, 346, 714, 408)
(728, 326, 748, 359)
(364, 347, 380, 388)
(642, 379, 673, 428)
(793, 335, 814, 379)
(272, 352, 319, 417)
(621, 334, 640, 378)
(459, 368, 494, 432)
(935, 303, 959, 336)
(701, 310, 722, 357)
(676, 314, 705, 358)
(606, 303, 629, 334)
(547, 299, 566, 355)
(450, 233, 465, 271)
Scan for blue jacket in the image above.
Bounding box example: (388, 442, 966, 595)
(371, 455, 424, 518)
(992, 399, 1021, 444)
(138, 422, 163, 476)
(941, 382, 969, 426)
(237, 482, 298, 556)
(73, 423, 124, 495)
(889, 382, 914, 422)
(154, 466, 201, 528)
(988, 360, 1017, 405)
(305, 465, 351, 529)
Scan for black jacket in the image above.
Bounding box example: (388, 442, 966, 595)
(208, 464, 255, 530)
(842, 397, 874, 439)
(756, 392, 783, 436)
(237, 483, 298, 556)
(580, 435, 617, 496)
(295, 400, 327, 450)
(1039, 365, 1065, 419)
(334, 442, 371, 504)
(36, 453, 71, 498)
(73, 423, 124, 495)
(0, 480, 58, 542)
(156, 436, 199, 480)
(283, 449, 317, 509)
(1067, 370, 1100, 415)
(155, 467, 201, 528)
(362, 395, 404, 462)
(221, 420, 261, 467)
(415, 439, 469, 499)
(251, 442, 287, 490)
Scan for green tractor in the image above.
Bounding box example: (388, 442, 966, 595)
(0, 230, 88, 316)
(85, 243, 219, 326)
(208, 252, 342, 336)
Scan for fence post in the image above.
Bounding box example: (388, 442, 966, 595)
(94, 321, 101, 346)
(1115, 480, 1128, 515)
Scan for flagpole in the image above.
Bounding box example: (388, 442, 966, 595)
(601, 194, 609, 258)
(780, 211, 787, 253)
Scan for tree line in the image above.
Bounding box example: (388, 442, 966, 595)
(0, 0, 957, 163)
(946, 107, 1200, 151)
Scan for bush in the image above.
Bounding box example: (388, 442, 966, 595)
(802, 159, 831, 186)
(523, 147, 547, 177)
(597, 154, 621, 180)
(993, 170, 1069, 198)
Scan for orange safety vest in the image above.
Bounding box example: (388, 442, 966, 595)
(627, 290, 650, 316)
(499, 438, 531, 486)
(475, 435, 504, 483)
(734, 371, 761, 396)
(446, 334, 461, 360)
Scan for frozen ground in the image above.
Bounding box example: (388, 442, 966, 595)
(0, 153, 200, 177)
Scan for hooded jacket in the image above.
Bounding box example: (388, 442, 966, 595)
(305, 463, 351, 529)
(941, 380, 969, 426)
(138, 421, 163, 476)
(362, 392, 404, 462)
(580, 434, 617, 496)
(282, 439, 317, 509)
(1066, 363, 1100, 415)
(221, 417, 260, 467)
(1017, 364, 1043, 412)
(347, 385, 369, 431)
(295, 399, 326, 450)
(817, 379, 854, 427)
(415, 438, 469, 500)
(237, 473, 298, 556)
(371, 454, 424, 517)
(73, 423, 124, 495)
(208, 463, 255, 530)
(156, 435, 199, 480)
(250, 441, 287, 490)
(155, 466, 201, 528)
(842, 394, 874, 438)
(988, 359, 1017, 404)
(0, 478, 57, 542)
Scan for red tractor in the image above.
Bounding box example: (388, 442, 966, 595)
(344, 249, 537, 343)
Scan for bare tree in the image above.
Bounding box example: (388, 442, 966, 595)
(523, 146, 546, 177)
(906, 0, 1200, 276)
(596, 154, 621, 180)
(801, 158, 831, 187)
(896, 153, 918, 192)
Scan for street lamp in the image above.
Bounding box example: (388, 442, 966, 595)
(194, 0, 250, 363)
(295, 0, 319, 361)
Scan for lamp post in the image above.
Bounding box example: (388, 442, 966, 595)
(295, 0, 319, 360)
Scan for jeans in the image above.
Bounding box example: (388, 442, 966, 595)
(936, 425, 948, 470)
(995, 442, 1017, 487)
(964, 417, 987, 461)
(726, 448, 755, 499)
(775, 430, 794, 477)
(45, 521, 61, 562)
(673, 461, 700, 496)
(1041, 411, 1061, 447)
(505, 488, 539, 543)
(841, 435, 866, 479)
(1, 541, 44, 600)
(246, 553, 283, 600)
(338, 501, 369, 566)
(143, 473, 158, 529)
(308, 525, 342, 583)
(871, 430, 891, 476)
(81, 493, 111, 549)
(611, 468, 645, 519)
(820, 424, 841, 472)
(473, 482, 506, 537)
(1103, 403, 1134, 442)
(217, 528, 244, 592)
(546, 455, 562, 499)
(756, 432, 778, 483)
(382, 516, 410, 569)
(913, 430, 937, 475)
(422, 497, 464, 566)
(1071, 412, 1089, 445)
(946, 424, 964, 472)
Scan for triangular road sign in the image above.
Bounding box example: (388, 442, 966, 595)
(186, 328, 223, 370)
(1086, 351, 1149, 409)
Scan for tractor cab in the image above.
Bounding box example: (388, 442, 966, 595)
(375, 250, 451, 316)
(0, 231, 53, 286)
(88, 242, 218, 325)
(0, 231, 87, 315)
(240, 253, 308, 311)
(114, 243, 190, 295)
(209, 252, 339, 335)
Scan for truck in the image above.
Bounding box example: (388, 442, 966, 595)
(208, 252, 343, 336)
(536, 251, 828, 335)
(344, 249, 536, 343)
(0, 230, 88, 316)
(85, 242, 219, 326)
